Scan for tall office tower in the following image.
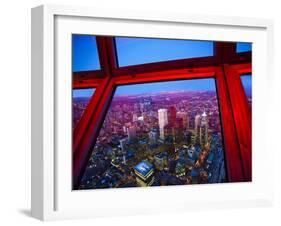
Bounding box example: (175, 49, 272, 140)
(158, 109, 168, 140)
(142, 97, 153, 112)
(199, 111, 209, 145)
(191, 133, 196, 146)
(168, 106, 177, 126)
(154, 152, 168, 171)
(176, 111, 189, 130)
(194, 114, 201, 145)
(149, 130, 158, 144)
(127, 125, 136, 141)
(119, 138, 127, 164)
(173, 117, 184, 143)
(119, 138, 127, 152)
(194, 114, 201, 131)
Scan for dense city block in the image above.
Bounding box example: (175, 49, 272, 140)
(74, 84, 227, 189)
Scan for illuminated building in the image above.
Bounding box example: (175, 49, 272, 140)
(168, 157, 176, 173)
(139, 97, 153, 112)
(175, 160, 185, 177)
(168, 106, 177, 126)
(164, 124, 173, 139)
(173, 117, 184, 142)
(187, 146, 196, 159)
(149, 129, 158, 144)
(134, 161, 155, 186)
(194, 114, 201, 131)
(158, 109, 168, 140)
(154, 152, 168, 170)
(191, 133, 196, 145)
(183, 130, 192, 144)
(127, 125, 136, 141)
(176, 111, 189, 130)
(194, 114, 201, 145)
(138, 116, 144, 121)
(119, 138, 127, 152)
(119, 138, 127, 164)
(199, 111, 209, 145)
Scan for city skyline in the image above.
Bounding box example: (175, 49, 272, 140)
(75, 78, 226, 190)
(115, 78, 216, 96)
(72, 78, 217, 99)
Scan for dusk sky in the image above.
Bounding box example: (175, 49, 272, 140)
(114, 78, 216, 96)
(72, 79, 216, 98)
(115, 37, 214, 67)
(72, 35, 251, 98)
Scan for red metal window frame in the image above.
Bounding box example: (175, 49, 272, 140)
(72, 36, 252, 189)
(224, 63, 252, 181)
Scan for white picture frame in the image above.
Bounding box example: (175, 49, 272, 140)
(31, 4, 274, 221)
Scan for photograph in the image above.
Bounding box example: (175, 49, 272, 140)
(72, 35, 252, 190)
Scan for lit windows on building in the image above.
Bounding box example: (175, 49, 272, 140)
(158, 109, 168, 140)
(154, 152, 168, 171)
(134, 161, 155, 187)
(149, 129, 159, 145)
(199, 111, 209, 146)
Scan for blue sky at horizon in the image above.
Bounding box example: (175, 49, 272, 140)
(73, 79, 216, 98)
(114, 78, 216, 96)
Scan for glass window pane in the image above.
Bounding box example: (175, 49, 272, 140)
(72, 35, 101, 72)
(72, 88, 95, 129)
(77, 78, 227, 190)
(240, 74, 252, 106)
(115, 37, 214, 67)
(236, 42, 252, 53)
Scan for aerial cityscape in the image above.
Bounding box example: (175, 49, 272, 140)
(72, 88, 95, 129)
(73, 79, 227, 190)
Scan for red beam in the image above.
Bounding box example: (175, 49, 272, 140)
(223, 64, 252, 181)
(113, 67, 216, 85)
(72, 78, 103, 89)
(112, 56, 218, 77)
(215, 67, 245, 182)
(73, 70, 104, 81)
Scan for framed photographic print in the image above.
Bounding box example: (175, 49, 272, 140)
(31, 4, 274, 221)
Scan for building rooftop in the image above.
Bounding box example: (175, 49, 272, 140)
(134, 161, 154, 177)
(155, 152, 168, 159)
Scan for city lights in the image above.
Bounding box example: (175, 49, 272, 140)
(74, 79, 227, 189)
